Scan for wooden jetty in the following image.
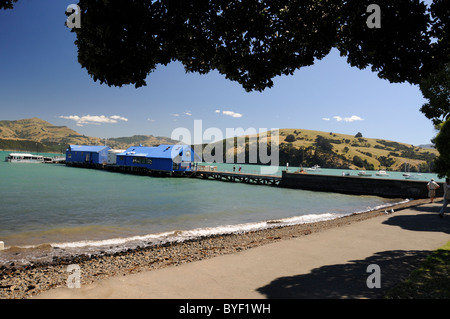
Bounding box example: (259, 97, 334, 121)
(67, 162, 281, 185)
(191, 170, 281, 186)
(44, 156, 65, 164)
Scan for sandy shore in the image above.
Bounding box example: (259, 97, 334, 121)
(0, 198, 447, 299)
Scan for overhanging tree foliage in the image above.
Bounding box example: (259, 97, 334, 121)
(63, 0, 448, 92)
(433, 119, 450, 178)
(0, 0, 18, 10)
(421, 60, 450, 178)
(420, 62, 450, 125)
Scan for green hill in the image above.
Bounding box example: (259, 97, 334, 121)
(277, 128, 438, 172)
(0, 118, 102, 144)
(0, 118, 177, 153)
(201, 128, 439, 172)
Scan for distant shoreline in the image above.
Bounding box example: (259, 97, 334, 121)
(0, 197, 432, 299)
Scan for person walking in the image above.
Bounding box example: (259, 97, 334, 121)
(427, 178, 440, 203)
(439, 178, 450, 218)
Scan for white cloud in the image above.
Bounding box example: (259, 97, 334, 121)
(59, 114, 128, 126)
(322, 117, 331, 121)
(332, 115, 364, 122)
(215, 109, 221, 113)
(147, 118, 155, 122)
(110, 115, 128, 122)
(59, 115, 81, 121)
(170, 111, 191, 117)
(222, 110, 243, 118)
(345, 115, 364, 122)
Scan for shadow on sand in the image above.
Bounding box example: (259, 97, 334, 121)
(257, 204, 450, 299)
(256, 249, 430, 299)
(382, 203, 450, 235)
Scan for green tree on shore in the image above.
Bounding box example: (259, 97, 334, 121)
(419, 61, 450, 177)
(433, 119, 450, 178)
(420, 63, 450, 126)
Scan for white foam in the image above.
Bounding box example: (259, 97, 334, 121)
(48, 212, 339, 250)
(19, 199, 411, 253)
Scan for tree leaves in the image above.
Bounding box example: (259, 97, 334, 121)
(337, 0, 433, 84)
(0, 0, 18, 10)
(433, 119, 450, 178)
(420, 62, 450, 125)
(70, 0, 448, 91)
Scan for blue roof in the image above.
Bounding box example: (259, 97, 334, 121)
(68, 145, 110, 152)
(118, 144, 199, 160)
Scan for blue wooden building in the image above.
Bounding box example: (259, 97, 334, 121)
(116, 144, 200, 173)
(66, 145, 110, 165)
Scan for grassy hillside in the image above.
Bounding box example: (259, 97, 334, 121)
(278, 128, 438, 171)
(0, 118, 177, 152)
(200, 128, 438, 172)
(0, 118, 102, 145)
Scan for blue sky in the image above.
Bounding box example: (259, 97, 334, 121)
(0, 0, 437, 146)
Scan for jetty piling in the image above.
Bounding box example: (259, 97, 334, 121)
(191, 170, 281, 186)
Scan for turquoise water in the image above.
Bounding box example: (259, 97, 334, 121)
(0, 151, 414, 264)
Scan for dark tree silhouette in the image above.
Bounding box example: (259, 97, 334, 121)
(63, 0, 448, 91)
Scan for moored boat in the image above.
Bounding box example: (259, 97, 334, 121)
(376, 170, 389, 176)
(5, 153, 44, 163)
(358, 171, 372, 176)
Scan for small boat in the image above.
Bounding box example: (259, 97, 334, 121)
(307, 165, 321, 171)
(376, 170, 389, 176)
(403, 162, 413, 177)
(5, 153, 44, 163)
(358, 171, 372, 177)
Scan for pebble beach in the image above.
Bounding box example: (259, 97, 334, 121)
(0, 199, 432, 299)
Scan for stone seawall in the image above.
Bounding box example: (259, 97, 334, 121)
(280, 171, 444, 199)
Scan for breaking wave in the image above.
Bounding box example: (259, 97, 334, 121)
(0, 199, 409, 266)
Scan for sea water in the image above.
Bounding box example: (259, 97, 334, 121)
(0, 151, 425, 265)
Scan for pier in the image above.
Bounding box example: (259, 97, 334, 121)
(191, 170, 281, 186)
(64, 162, 443, 199)
(66, 162, 281, 185)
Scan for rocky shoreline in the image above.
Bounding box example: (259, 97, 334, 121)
(0, 199, 430, 299)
